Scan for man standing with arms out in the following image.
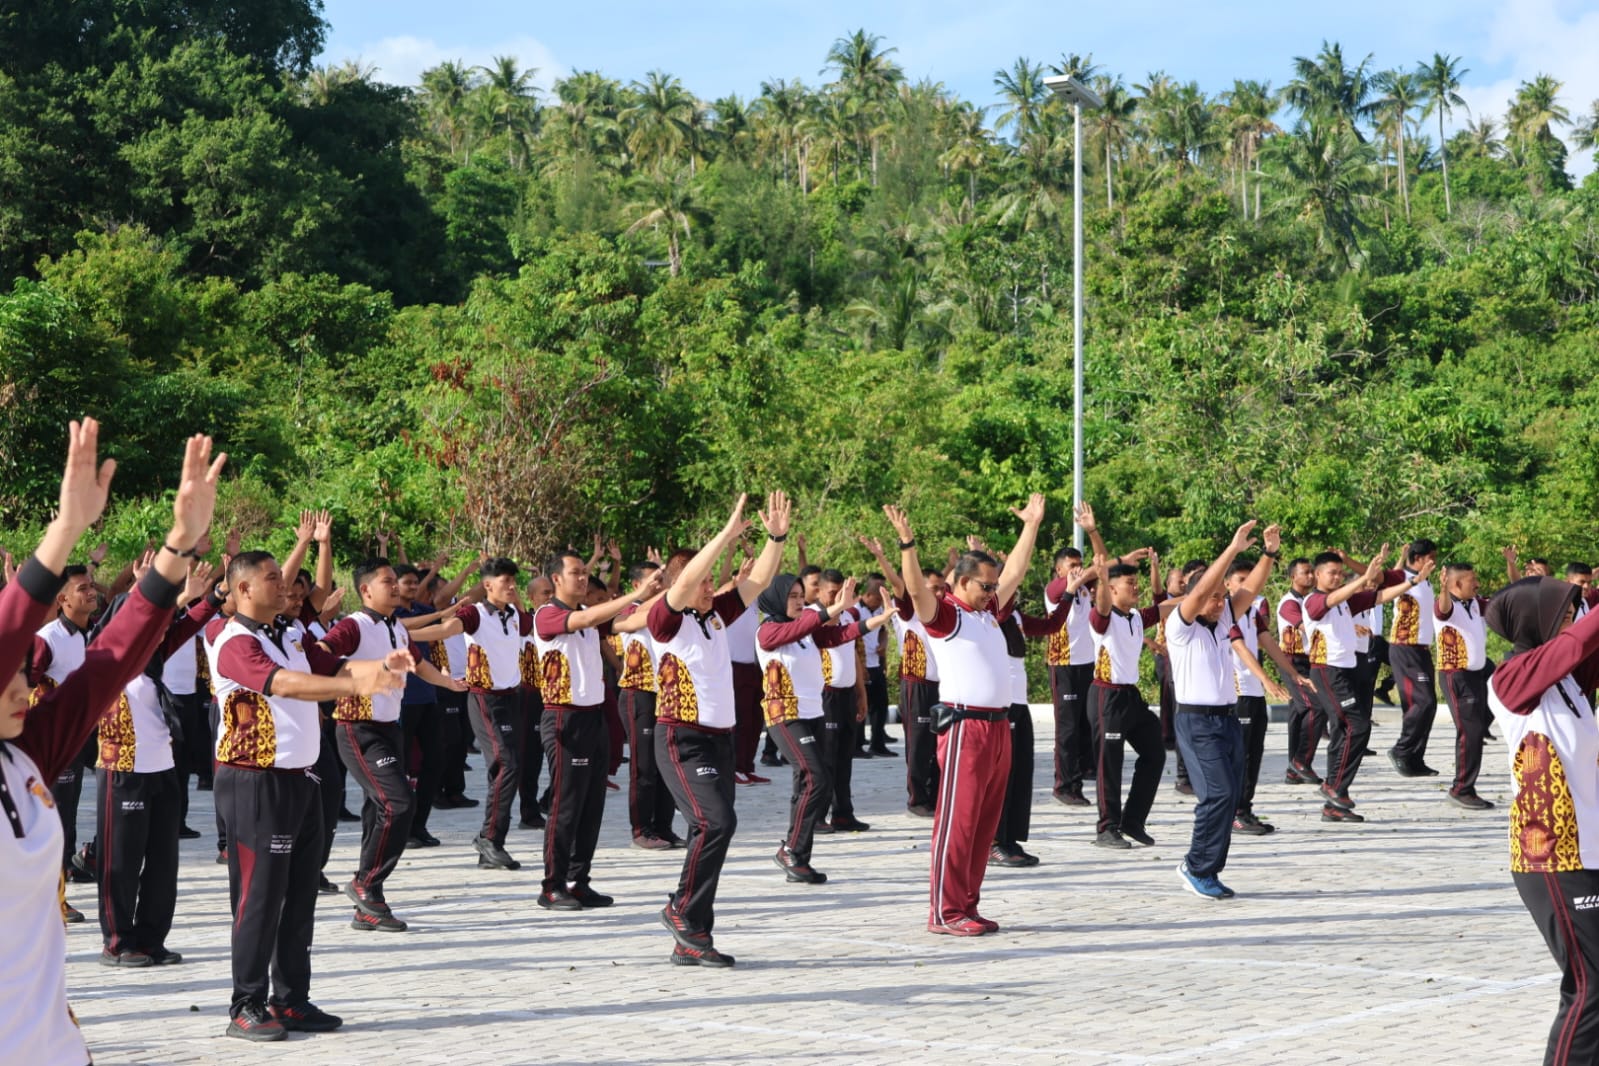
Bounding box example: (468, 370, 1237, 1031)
(1276, 558, 1322, 784)
(1166, 523, 1276, 899)
(1434, 562, 1495, 810)
(1087, 555, 1172, 851)
(213, 548, 410, 1040)
(650, 492, 788, 967)
(885, 494, 1046, 937)
(618, 560, 677, 849)
(861, 576, 895, 757)
(860, 536, 944, 817)
(726, 545, 769, 786)
(1303, 548, 1411, 822)
(419, 558, 533, 871)
(318, 559, 463, 932)
(531, 551, 661, 911)
(1385, 539, 1443, 777)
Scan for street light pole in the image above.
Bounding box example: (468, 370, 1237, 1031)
(1044, 74, 1102, 551)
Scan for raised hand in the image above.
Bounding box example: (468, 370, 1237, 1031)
(294, 510, 315, 543)
(312, 510, 333, 545)
(88, 542, 109, 566)
(171, 435, 226, 549)
(839, 577, 859, 605)
(646, 545, 663, 566)
(632, 567, 666, 601)
(966, 535, 989, 553)
(1503, 544, 1518, 563)
(194, 532, 214, 558)
(223, 528, 242, 557)
(736, 556, 755, 583)
(1362, 544, 1391, 585)
(58, 418, 117, 536)
(882, 505, 915, 544)
(183, 560, 216, 604)
(1074, 500, 1097, 533)
(1012, 493, 1046, 525)
(2, 550, 16, 584)
(606, 538, 622, 563)
(1414, 556, 1437, 582)
(1228, 520, 1259, 553)
(758, 490, 791, 539)
(1261, 524, 1282, 555)
(132, 548, 155, 582)
(721, 494, 752, 539)
(376, 529, 391, 553)
(1123, 546, 1153, 564)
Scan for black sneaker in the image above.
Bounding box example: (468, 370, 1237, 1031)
(660, 901, 710, 949)
(759, 753, 782, 768)
(473, 834, 521, 870)
(1448, 792, 1495, 810)
(227, 1000, 287, 1042)
(1321, 805, 1366, 823)
(409, 829, 441, 847)
(538, 888, 583, 911)
(1053, 790, 1091, 807)
(1319, 783, 1356, 810)
(178, 824, 202, 840)
(100, 947, 154, 967)
(906, 803, 936, 817)
(147, 947, 183, 965)
(1290, 761, 1323, 784)
(830, 817, 871, 832)
(1413, 762, 1441, 777)
(1093, 828, 1132, 850)
(870, 746, 897, 757)
(1386, 748, 1418, 777)
(345, 880, 392, 917)
(988, 845, 1038, 868)
(1122, 826, 1155, 847)
(1232, 812, 1273, 836)
(62, 901, 85, 924)
(1283, 767, 1305, 785)
(671, 943, 735, 967)
(317, 875, 340, 895)
(774, 847, 828, 883)
(272, 1001, 344, 1032)
(518, 814, 546, 831)
(351, 910, 408, 932)
(216, 849, 228, 865)
(570, 885, 614, 908)
(338, 806, 360, 823)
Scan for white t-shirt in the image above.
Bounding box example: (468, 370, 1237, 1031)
(1165, 600, 1238, 707)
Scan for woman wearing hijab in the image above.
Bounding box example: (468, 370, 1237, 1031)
(1486, 575, 1599, 1066)
(757, 573, 890, 884)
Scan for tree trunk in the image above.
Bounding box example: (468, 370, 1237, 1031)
(968, 169, 976, 209)
(1398, 128, 1410, 221)
(1106, 142, 1115, 210)
(1439, 111, 1452, 218)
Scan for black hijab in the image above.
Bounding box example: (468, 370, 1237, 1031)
(758, 574, 799, 624)
(1486, 577, 1581, 656)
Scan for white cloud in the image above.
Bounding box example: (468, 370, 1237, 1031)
(1455, 0, 1599, 177)
(330, 33, 566, 93)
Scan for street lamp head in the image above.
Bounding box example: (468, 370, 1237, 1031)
(1044, 74, 1103, 110)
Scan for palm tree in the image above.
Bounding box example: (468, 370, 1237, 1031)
(990, 127, 1070, 234)
(1088, 77, 1138, 209)
(1457, 115, 1502, 159)
(1050, 53, 1100, 83)
(1507, 73, 1571, 194)
(755, 78, 809, 187)
(1262, 124, 1378, 267)
(550, 71, 627, 169)
(623, 71, 693, 173)
(1286, 41, 1374, 139)
(1371, 69, 1422, 221)
(711, 94, 753, 165)
(993, 57, 1048, 143)
(419, 60, 479, 162)
(937, 101, 991, 208)
(823, 29, 904, 183)
(1221, 79, 1280, 219)
(478, 56, 541, 169)
(624, 169, 701, 276)
(1575, 98, 1599, 155)
(1417, 53, 1469, 217)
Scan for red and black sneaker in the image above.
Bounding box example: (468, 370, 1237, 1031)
(1321, 804, 1366, 823)
(345, 880, 392, 917)
(659, 900, 710, 948)
(271, 1001, 344, 1032)
(927, 916, 988, 937)
(227, 1000, 287, 1042)
(969, 914, 1001, 933)
(1319, 783, 1356, 811)
(671, 943, 735, 967)
(351, 910, 408, 932)
(632, 832, 672, 851)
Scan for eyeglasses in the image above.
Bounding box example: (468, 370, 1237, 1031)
(974, 581, 999, 594)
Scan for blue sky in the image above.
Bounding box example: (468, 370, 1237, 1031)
(318, 0, 1599, 172)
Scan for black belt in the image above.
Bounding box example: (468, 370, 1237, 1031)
(1176, 702, 1235, 717)
(948, 705, 1008, 722)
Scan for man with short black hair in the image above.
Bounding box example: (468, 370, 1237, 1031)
(1383, 539, 1443, 777)
(531, 550, 661, 910)
(213, 547, 410, 1038)
(860, 537, 944, 816)
(1434, 562, 1495, 810)
(618, 560, 677, 848)
(816, 567, 871, 831)
(886, 495, 1046, 937)
(1276, 558, 1322, 784)
(318, 558, 462, 931)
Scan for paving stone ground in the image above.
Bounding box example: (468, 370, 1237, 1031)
(67, 707, 1555, 1065)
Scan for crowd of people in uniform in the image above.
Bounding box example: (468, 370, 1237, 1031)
(6, 420, 1599, 1065)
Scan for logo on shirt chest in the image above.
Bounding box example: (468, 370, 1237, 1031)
(26, 776, 55, 809)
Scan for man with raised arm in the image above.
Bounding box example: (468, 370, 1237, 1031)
(531, 550, 662, 911)
(1302, 547, 1412, 822)
(1165, 522, 1276, 900)
(213, 545, 411, 1040)
(1434, 562, 1496, 810)
(650, 492, 789, 967)
(885, 494, 1046, 938)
